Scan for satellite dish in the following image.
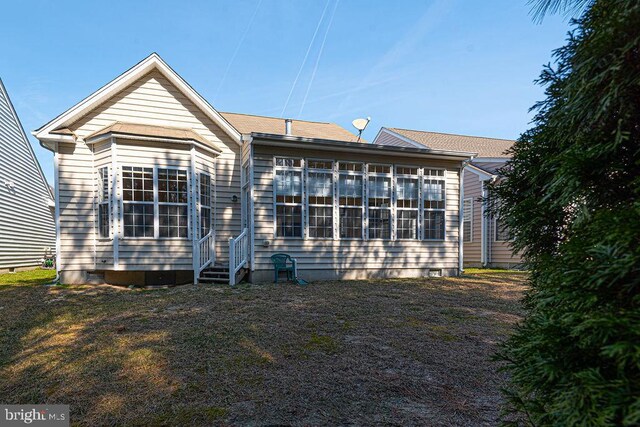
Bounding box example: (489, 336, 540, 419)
(352, 117, 371, 142)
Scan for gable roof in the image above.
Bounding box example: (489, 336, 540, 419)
(220, 112, 361, 142)
(0, 78, 53, 199)
(33, 53, 241, 145)
(383, 127, 514, 158)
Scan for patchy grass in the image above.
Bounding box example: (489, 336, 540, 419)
(464, 267, 528, 275)
(0, 268, 56, 286)
(0, 271, 527, 426)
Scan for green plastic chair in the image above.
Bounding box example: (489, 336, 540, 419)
(271, 253, 296, 283)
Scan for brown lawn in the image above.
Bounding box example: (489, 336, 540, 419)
(0, 269, 527, 426)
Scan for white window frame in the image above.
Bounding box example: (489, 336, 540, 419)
(199, 172, 213, 238)
(157, 167, 190, 240)
(395, 165, 420, 240)
(338, 161, 365, 240)
(120, 165, 191, 240)
(463, 197, 473, 242)
(494, 215, 512, 242)
(366, 163, 393, 240)
(273, 157, 304, 239)
(306, 159, 334, 239)
(97, 166, 111, 240)
(422, 168, 447, 241)
(121, 165, 156, 239)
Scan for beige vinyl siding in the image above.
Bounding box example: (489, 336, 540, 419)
(59, 69, 240, 270)
(58, 142, 95, 271)
(0, 81, 56, 269)
(373, 130, 418, 148)
(490, 216, 523, 267)
(462, 169, 482, 265)
(252, 144, 461, 279)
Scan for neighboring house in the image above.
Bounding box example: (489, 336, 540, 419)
(33, 53, 473, 286)
(373, 127, 522, 268)
(0, 79, 56, 271)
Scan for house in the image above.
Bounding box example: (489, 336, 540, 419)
(33, 53, 474, 286)
(373, 127, 522, 268)
(0, 79, 56, 272)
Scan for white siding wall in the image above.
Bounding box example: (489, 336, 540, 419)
(0, 81, 56, 269)
(56, 69, 238, 278)
(251, 144, 461, 281)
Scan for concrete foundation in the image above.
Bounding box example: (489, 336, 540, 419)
(249, 266, 459, 284)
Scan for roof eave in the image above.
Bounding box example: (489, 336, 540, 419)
(251, 133, 476, 161)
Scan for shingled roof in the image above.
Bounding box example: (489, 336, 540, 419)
(221, 112, 362, 143)
(387, 128, 514, 158)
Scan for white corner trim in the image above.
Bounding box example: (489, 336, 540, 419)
(33, 53, 242, 145)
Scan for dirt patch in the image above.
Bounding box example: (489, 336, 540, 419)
(0, 272, 527, 426)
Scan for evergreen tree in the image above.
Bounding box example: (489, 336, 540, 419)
(492, 1, 640, 424)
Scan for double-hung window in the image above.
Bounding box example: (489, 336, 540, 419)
(158, 168, 189, 238)
(463, 198, 472, 242)
(274, 158, 303, 237)
(307, 160, 333, 238)
(396, 166, 419, 239)
(423, 169, 446, 240)
(338, 162, 364, 239)
(367, 164, 392, 239)
(200, 173, 212, 237)
(122, 166, 154, 238)
(97, 166, 110, 238)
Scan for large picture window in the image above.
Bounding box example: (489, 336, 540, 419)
(275, 158, 303, 237)
(423, 169, 445, 240)
(307, 160, 333, 238)
(97, 166, 110, 238)
(338, 162, 364, 239)
(122, 166, 154, 238)
(158, 168, 189, 238)
(368, 164, 391, 239)
(396, 166, 419, 239)
(200, 173, 212, 237)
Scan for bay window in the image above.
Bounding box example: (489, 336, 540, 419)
(423, 169, 446, 240)
(275, 157, 303, 237)
(367, 164, 392, 239)
(338, 162, 364, 239)
(122, 166, 154, 238)
(97, 166, 110, 238)
(396, 166, 419, 239)
(200, 173, 212, 237)
(307, 160, 333, 238)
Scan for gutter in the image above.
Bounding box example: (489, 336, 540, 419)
(251, 133, 477, 161)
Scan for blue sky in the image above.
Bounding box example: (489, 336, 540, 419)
(0, 0, 572, 184)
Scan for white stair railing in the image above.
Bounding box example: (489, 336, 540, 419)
(228, 227, 248, 286)
(198, 231, 215, 274)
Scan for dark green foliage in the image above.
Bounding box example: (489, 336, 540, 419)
(491, 1, 640, 425)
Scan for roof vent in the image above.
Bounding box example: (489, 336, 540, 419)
(285, 118, 292, 136)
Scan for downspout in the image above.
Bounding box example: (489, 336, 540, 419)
(458, 159, 470, 275)
(480, 180, 488, 267)
(39, 139, 61, 284)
